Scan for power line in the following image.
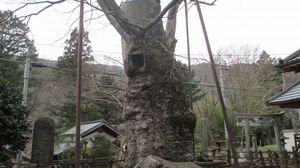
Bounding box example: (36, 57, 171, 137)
(0, 57, 24, 63)
(33, 43, 293, 57)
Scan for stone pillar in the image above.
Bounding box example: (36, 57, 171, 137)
(245, 119, 251, 154)
(274, 119, 282, 152)
(31, 118, 55, 166)
(252, 135, 257, 153)
(200, 118, 208, 157)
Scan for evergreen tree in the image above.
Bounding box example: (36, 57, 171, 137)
(0, 79, 29, 161)
(176, 61, 206, 104)
(54, 28, 123, 127)
(0, 10, 37, 84)
(56, 27, 93, 80)
(253, 50, 282, 112)
(54, 28, 93, 126)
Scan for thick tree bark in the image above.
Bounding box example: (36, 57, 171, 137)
(98, 0, 196, 167)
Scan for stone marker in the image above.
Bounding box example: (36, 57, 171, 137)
(31, 118, 55, 166)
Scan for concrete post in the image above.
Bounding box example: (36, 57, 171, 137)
(200, 118, 208, 157)
(245, 119, 251, 154)
(274, 119, 282, 152)
(252, 135, 257, 153)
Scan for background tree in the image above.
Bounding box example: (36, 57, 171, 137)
(54, 27, 93, 127)
(214, 46, 281, 114)
(194, 46, 283, 148)
(0, 10, 37, 84)
(0, 80, 29, 161)
(56, 27, 93, 80)
(53, 28, 123, 128)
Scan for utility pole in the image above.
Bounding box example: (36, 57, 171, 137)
(16, 46, 31, 168)
(22, 49, 31, 106)
(193, 1, 239, 166)
(75, 0, 84, 167)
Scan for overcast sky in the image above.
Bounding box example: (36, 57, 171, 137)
(1, 0, 300, 64)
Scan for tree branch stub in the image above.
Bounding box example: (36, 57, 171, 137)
(97, 0, 140, 42)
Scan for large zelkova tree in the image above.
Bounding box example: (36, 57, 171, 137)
(97, 0, 196, 167)
(0, 80, 29, 161)
(0, 10, 37, 84)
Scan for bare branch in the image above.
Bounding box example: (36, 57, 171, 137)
(165, 0, 183, 53)
(141, 0, 179, 35)
(102, 55, 124, 66)
(101, 90, 123, 106)
(92, 72, 124, 107)
(14, 0, 66, 23)
(192, 0, 218, 6)
(83, 96, 122, 106)
(13, 0, 65, 13)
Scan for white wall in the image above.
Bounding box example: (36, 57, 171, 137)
(282, 130, 295, 152)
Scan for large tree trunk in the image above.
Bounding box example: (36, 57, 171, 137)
(98, 0, 196, 167)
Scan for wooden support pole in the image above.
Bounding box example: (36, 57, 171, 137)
(75, 0, 84, 167)
(184, 0, 195, 159)
(193, 0, 239, 166)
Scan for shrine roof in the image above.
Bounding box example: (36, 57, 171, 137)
(276, 49, 300, 73)
(63, 119, 123, 138)
(266, 80, 300, 108)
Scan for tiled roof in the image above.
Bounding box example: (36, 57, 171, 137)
(63, 120, 122, 138)
(276, 49, 300, 72)
(267, 80, 300, 107)
(54, 142, 75, 155)
(282, 49, 300, 63)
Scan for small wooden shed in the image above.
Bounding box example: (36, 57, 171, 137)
(54, 120, 123, 157)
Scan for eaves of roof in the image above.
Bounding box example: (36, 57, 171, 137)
(266, 79, 300, 108)
(275, 58, 300, 72)
(63, 119, 123, 138)
(275, 49, 300, 72)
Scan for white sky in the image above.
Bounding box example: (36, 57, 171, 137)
(1, 0, 300, 64)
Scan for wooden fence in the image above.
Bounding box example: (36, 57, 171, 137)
(0, 158, 124, 168)
(199, 148, 300, 168)
(2, 150, 300, 168)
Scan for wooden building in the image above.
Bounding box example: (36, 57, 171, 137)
(54, 120, 123, 158)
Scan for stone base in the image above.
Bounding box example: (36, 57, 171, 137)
(134, 155, 202, 168)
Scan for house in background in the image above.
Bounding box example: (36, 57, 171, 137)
(54, 120, 123, 159)
(267, 49, 300, 151)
